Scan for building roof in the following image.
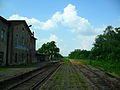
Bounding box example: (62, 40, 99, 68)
(0, 16, 8, 24)
(0, 16, 36, 40)
(8, 20, 32, 34)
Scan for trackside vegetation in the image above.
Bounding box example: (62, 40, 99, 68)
(68, 26, 120, 76)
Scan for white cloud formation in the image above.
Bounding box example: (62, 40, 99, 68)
(62, 4, 94, 35)
(8, 4, 104, 35)
(8, 14, 57, 30)
(36, 34, 62, 48)
(38, 34, 62, 44)
(75, 35, 96, 50)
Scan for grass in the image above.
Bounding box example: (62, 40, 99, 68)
(0, 68, 10, 71)
(41, 59, 89, 90)
(71, 59, 120, 77)
(0, 62, 39, 71)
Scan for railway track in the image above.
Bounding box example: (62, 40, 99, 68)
(84, 65, 120, 88)
(3, 62, 60, 90)
(71, 61, 120, 90)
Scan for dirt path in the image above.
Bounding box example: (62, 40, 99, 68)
(40, 60, 120, 90)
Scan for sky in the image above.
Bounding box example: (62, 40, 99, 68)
(0, 0, 120, 56)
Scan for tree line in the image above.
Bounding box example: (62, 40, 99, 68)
(69, 26, 120, 62)
(69, 49, 90, 59)
(37, 41, 63, 60)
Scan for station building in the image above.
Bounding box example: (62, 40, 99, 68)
(0, 16, 36, 66)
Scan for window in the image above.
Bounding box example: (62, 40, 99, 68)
(0, 52, 4, 64)
(15, 53, 17, 63)
(22, 37, 25, 46)
(22, 28, 25, 34)
(0, 30, 5, 41)
(22, 53, 24, 62)
(16, 34, 19, 46)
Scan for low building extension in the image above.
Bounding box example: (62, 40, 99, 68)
(36, 53, 49, 62)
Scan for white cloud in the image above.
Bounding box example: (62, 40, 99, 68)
(61, 4, 94, 35)
(36, 34, 62, 49)
(49, 34, 60, 42)
(94, 27, 106, 34)
(8, 4, 104, 35)
(38, 34, 62, 44)
(74, 35, 96, 50)
(8, 14, 57, 30)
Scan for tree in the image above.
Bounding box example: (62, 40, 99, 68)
(91, 26, 120, 61)
(37, 41, 62, 60)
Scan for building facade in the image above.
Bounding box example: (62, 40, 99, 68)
(0, 16, 36, 66)
(0, 17, 9, 66)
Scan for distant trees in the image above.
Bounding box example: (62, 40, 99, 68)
(37, 41, 63, 60)
(69, 26, 120, 62)
(69, 49, 90, 59)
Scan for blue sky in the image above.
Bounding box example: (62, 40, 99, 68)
(0, 0, 120, 56)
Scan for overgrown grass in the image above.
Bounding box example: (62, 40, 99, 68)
(71, 59, 120, 77)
